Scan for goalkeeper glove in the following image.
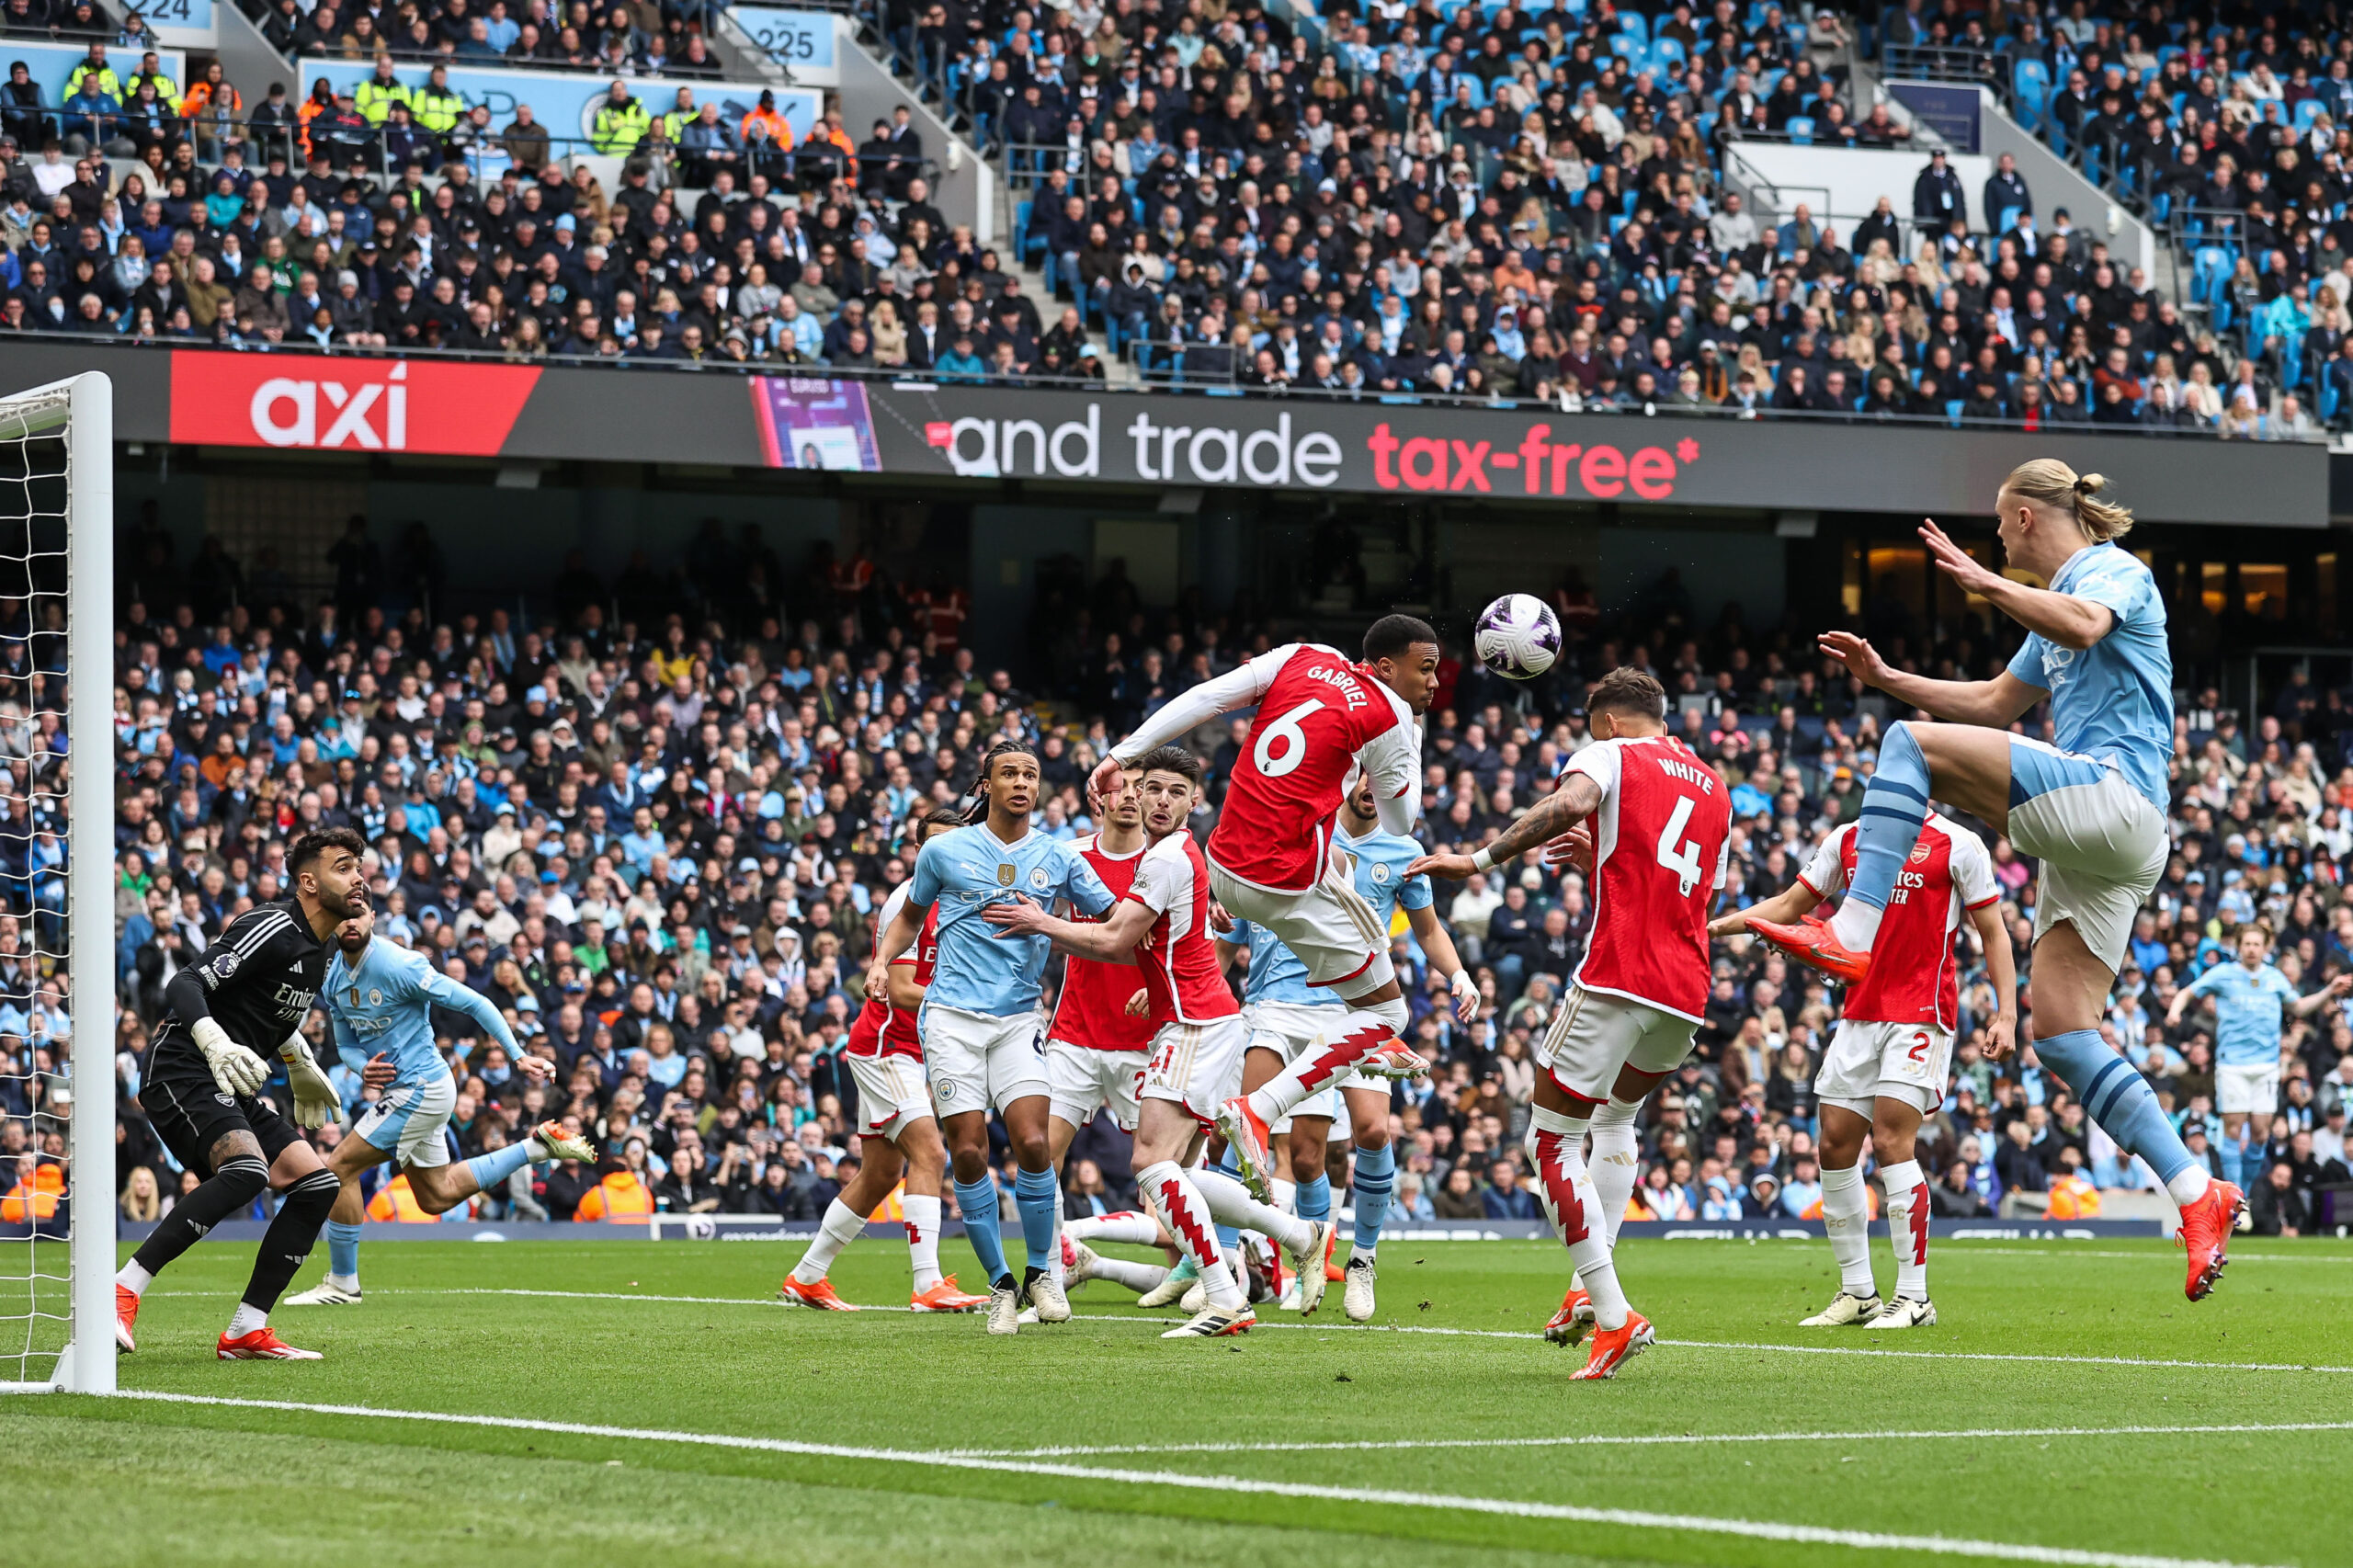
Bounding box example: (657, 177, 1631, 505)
(280, 1034, 343, 1130)
(191, 1017, 269, 1096)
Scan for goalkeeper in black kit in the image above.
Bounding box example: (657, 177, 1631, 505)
(115, 828, 369, 1360)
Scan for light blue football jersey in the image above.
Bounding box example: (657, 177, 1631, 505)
(323, 938, 518, 1085)
(2184, 959, 2299, 1067)
(911, 824, 1116, 1014)
(1228, 917, 1320, 1006)
(2003, 541, 2173, 810)
(1338, 826, 1436, 929)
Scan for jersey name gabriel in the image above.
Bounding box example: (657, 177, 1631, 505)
(1800, 812, 1997, 1028)
(1563, 736, 1732, 1021)
(1207, 643, 1420, 892)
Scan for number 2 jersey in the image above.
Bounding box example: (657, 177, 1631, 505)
(1797, 811, 1997, 1029)
(1046, 831, 1163, 1051)
(1560, 735, 1733, 1021)
(848, 881, 938, 1062)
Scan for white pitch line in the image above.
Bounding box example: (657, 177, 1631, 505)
(218, 1288, 2353, 1373)
(943, 1418, 2353, 1460)
(1928, 1250, 2353, 1266)
(96, 1389, 2289, 1568)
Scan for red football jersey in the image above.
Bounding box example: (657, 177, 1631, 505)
(1048, 833, 1162, 1050)
(1202, 643, 1422, 892)
(847, 883, 936, 1062)
(1566, 735, 1733, 1021)
(1798, 812, 1997, 1028)
(1127, 830, 1242, 1026)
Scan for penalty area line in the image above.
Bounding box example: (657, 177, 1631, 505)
(97, 1389, 2285, 1568)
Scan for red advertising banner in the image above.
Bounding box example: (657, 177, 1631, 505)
(168, 351, 540, 455)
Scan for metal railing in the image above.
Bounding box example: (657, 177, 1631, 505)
(3, 328, 2330, 438)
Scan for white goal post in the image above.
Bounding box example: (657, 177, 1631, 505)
(0, 372, 114, 1394)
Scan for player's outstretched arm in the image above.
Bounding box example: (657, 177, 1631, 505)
(1404, 903, 1479, 1022)
(1818, 630, 2044, 729)
(1410, 773, 1605, 881)
(1971, 900, 2018, 1062)
(1919, 517, 2115, 651)
(1087, 646, 1290, 803)
(420, 962, 524, 1062)
(1707, 880, 1824, 939)
(2290, 973, 2353, 1017)
(982, 895, 1153, 962)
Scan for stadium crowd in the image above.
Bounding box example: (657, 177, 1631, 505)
(6, 509, 2328, 1249)
(0, 0, 2325, 433)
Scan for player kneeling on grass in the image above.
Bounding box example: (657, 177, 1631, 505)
(785, 806, 989, 1314)
(115, 828, 368, 1361)
(1714, 809, 2014, 1328)
(283, 905, 593, 1305)
(1412, 670, 1731, 1381)
(985, 746, 1336, 1340)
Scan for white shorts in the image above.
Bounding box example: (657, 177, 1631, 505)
(847, 1050, 933, 1142)
(1142, 1016, 1249, 1122)
(1815, 1018, 1952, 1117)
(921, 1005, 1048, 1116)
(2215, 1061, 2281, 1117)
(354, 1072, 456, 1169)
(1536, 986, 1697, 1102)
(1045, 1039, 1149, 1131)
(2006, 739, 2168, 971)
(1211, 852, 1393, 995)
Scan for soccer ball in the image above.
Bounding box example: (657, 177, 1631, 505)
(1473, 594, 1562, 680)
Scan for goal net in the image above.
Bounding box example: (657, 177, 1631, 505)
(0, 374, 112, 1394)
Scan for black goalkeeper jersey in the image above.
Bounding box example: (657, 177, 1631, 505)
(153, 897, 332, 1061)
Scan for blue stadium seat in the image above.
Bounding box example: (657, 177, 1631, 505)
(1999, 204, 2021, 233)
(1944, 399, 1966, 425)
(1650, 35, 1687, 71)
(1786, 115, 1815, 144)
(1608, 33, 1643, 62)
(1616, 10, 1647, 42)
(2298, 97, 2327, 132)
(2012, 58, 2049, 128)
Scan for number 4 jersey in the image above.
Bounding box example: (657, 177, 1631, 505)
(1562, 735, 1733, 1020)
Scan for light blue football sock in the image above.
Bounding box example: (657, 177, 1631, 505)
(1847, 721, 1930, 913)
(2035, 1028, 2197, 1186)
(464, 1142, 534, 1191)
(325, 1220, 361, 1283)
(954, 1176, 1012, 1287)
(1013, 1165, 1060, 1274)
(1295, 1173, 1331, 1222)
(1351, 1142, 1394, 1255)
(2216, 1125, 2245, 1190)
(1212, 1153, 1243, 1252)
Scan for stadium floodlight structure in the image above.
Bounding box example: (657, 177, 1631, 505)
(0, 373, 113, 1394)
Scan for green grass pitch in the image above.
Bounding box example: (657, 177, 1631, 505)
(6, 1235, 2351, 1568)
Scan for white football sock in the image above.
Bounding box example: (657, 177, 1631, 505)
(1064, 1211, 1165, 1246)
(324, 1273, 359, 1292)
(1880, 1159, 1927, 1301)
(2166, 1165, 2214, 1206)
(1090, 1256, 1171, 1294)
(1527, 1106, 1627, 1331)
(1139, 1161, 1246, 1311)
(225, 1302, 269, 1338)
(1827, 897, 1884, 952)
(115, 1262, 153, 1296)
(903, 1194, 944, 1291)
(1587, 1096, 1643, 1248)
(1271, 1176, 1297, 1215)
(791, 1199, 867, 1285)
(1245, 998, 1409, 1123)
(1819, 1165, 1875, 1297)
(1192, 1165, 1314, 1256)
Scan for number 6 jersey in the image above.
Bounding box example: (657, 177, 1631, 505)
(1560, 734, 1733, 1020)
